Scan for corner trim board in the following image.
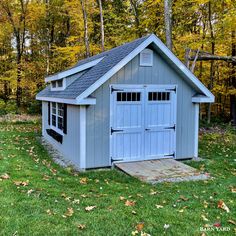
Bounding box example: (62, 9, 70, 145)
(79, 106, 86, 169)
(194, 103, 199, 158)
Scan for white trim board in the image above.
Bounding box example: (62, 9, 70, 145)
(194, 104, 200, 158)
(45, 57, 104, 82)
(36, 96, 96, 105)
(76, 34, 214, 104)
(79, 106, 86, 169)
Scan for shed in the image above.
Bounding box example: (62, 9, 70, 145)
(36, 34, 214, 170)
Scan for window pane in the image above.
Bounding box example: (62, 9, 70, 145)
(167, 92, 170, 100)
(52, 81, 56, 88)
(58, 117, 63, 130)
(52, 114, 56, 126)
(58, 103, 64, 117)
(57, 79, 63, 87)
(117, 92, 121, 101)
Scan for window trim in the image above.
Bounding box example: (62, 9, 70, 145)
(50, 102, 65, 136)
(51, 79, 66, 91)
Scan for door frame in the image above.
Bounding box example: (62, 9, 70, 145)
(109, 84, 177, 165)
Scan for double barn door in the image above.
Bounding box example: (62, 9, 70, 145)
(111, 85, 177, 162)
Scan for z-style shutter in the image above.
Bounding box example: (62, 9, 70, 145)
(63, 104, 67, 134)
(48, 102, 50, 125)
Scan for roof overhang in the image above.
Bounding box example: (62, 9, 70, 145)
(75, 34, 214, 104)
(36, 96, 96, 105)
(192, 94, 214, 103)
(45, 57, 104, 82)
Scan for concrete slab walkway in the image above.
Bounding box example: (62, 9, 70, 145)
(115, 159, 209, 184)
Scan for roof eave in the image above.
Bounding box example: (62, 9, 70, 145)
(36, 95, 96, 105)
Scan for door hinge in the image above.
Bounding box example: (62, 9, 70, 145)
(164, 124, 176, 131)
(166, 87, 176, 93)
(111, 127, 124, 135)
(164, 152, 175, 158)
(111, 87, 124, 94)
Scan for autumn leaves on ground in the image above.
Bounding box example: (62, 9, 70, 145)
(0, 121, 235, 236)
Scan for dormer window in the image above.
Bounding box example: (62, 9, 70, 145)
(51, 79, 65, 91)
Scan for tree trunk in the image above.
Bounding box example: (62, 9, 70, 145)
(230, 30, 236, 126)
(130, 0, 142, 37)
(164, 0, 172, 51)
(80, 0, 90, 58)
(97, 0, 104, 51)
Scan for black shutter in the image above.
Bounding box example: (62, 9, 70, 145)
(48, 102, 50, 125)
(63, 104, 67, 134)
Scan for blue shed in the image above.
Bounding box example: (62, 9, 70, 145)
(36, 34, 214, 170)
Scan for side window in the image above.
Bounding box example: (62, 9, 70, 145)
(51, 103, 64, 132)
(117, 92, 141, 102)
(148, 92, 170, 101)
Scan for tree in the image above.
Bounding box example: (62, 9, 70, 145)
(164, 0, 172, 50)
(80, 0, 90, 57)
(0, 0, 29, 106)
(97, 0, 104, 51)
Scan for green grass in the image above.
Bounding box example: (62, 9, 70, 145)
(0, 122, 235, 236)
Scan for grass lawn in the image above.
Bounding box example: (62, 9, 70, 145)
(0, 121, 235, 236)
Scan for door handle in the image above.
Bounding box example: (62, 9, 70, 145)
(145, 128, 151, 131)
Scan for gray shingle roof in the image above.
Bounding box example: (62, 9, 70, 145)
(37, 35, 151, 99)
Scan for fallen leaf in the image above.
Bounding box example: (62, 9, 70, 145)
(46, 209, 55, 215)
(125, 200, 136, 206)
(150, 189, 158, 195)
(217, 200, 230, 213)
(140, 233, 151, 236)
(164, 224, 170, 230)
(136, 222, 144, 232)
(179, 195, 189, 201)
(213, 222, 221, 227)
(201, 215, 209, 221)
(155, 204, 163, 209)
(80, 178, 88, 184)
(132, 210, 137, 215)
(228, 219, 236, 225)
(119, 196, 125, 201)
(131, 230, 139, 236)
(73, 199, 80, 204)
(230, 187, 236, 193)
(43, 175, 50, 181)
(0, 173, 10, 180)
(62, 207, 74, 217)
(14, 180, 29, 186)
(77, 224, 86, 230)
(27, 189, 34, 195)
(85, 206, 96, 211)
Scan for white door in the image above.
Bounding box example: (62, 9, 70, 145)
(111, 88, 144, 162)
(110, 85, 176, 162)
(144, 88, 176, 159)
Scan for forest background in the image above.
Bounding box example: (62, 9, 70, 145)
(0, 0, 235, 125)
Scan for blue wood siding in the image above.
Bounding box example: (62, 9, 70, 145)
(42, 102, 81, 167)
(86, 50, 197, 168)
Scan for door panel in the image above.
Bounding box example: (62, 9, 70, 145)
(111, 88, 144, 161)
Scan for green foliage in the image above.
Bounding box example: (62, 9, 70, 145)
(27, 100, 42, 115)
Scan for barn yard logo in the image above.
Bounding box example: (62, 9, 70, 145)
(200, 226, 231, 232)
